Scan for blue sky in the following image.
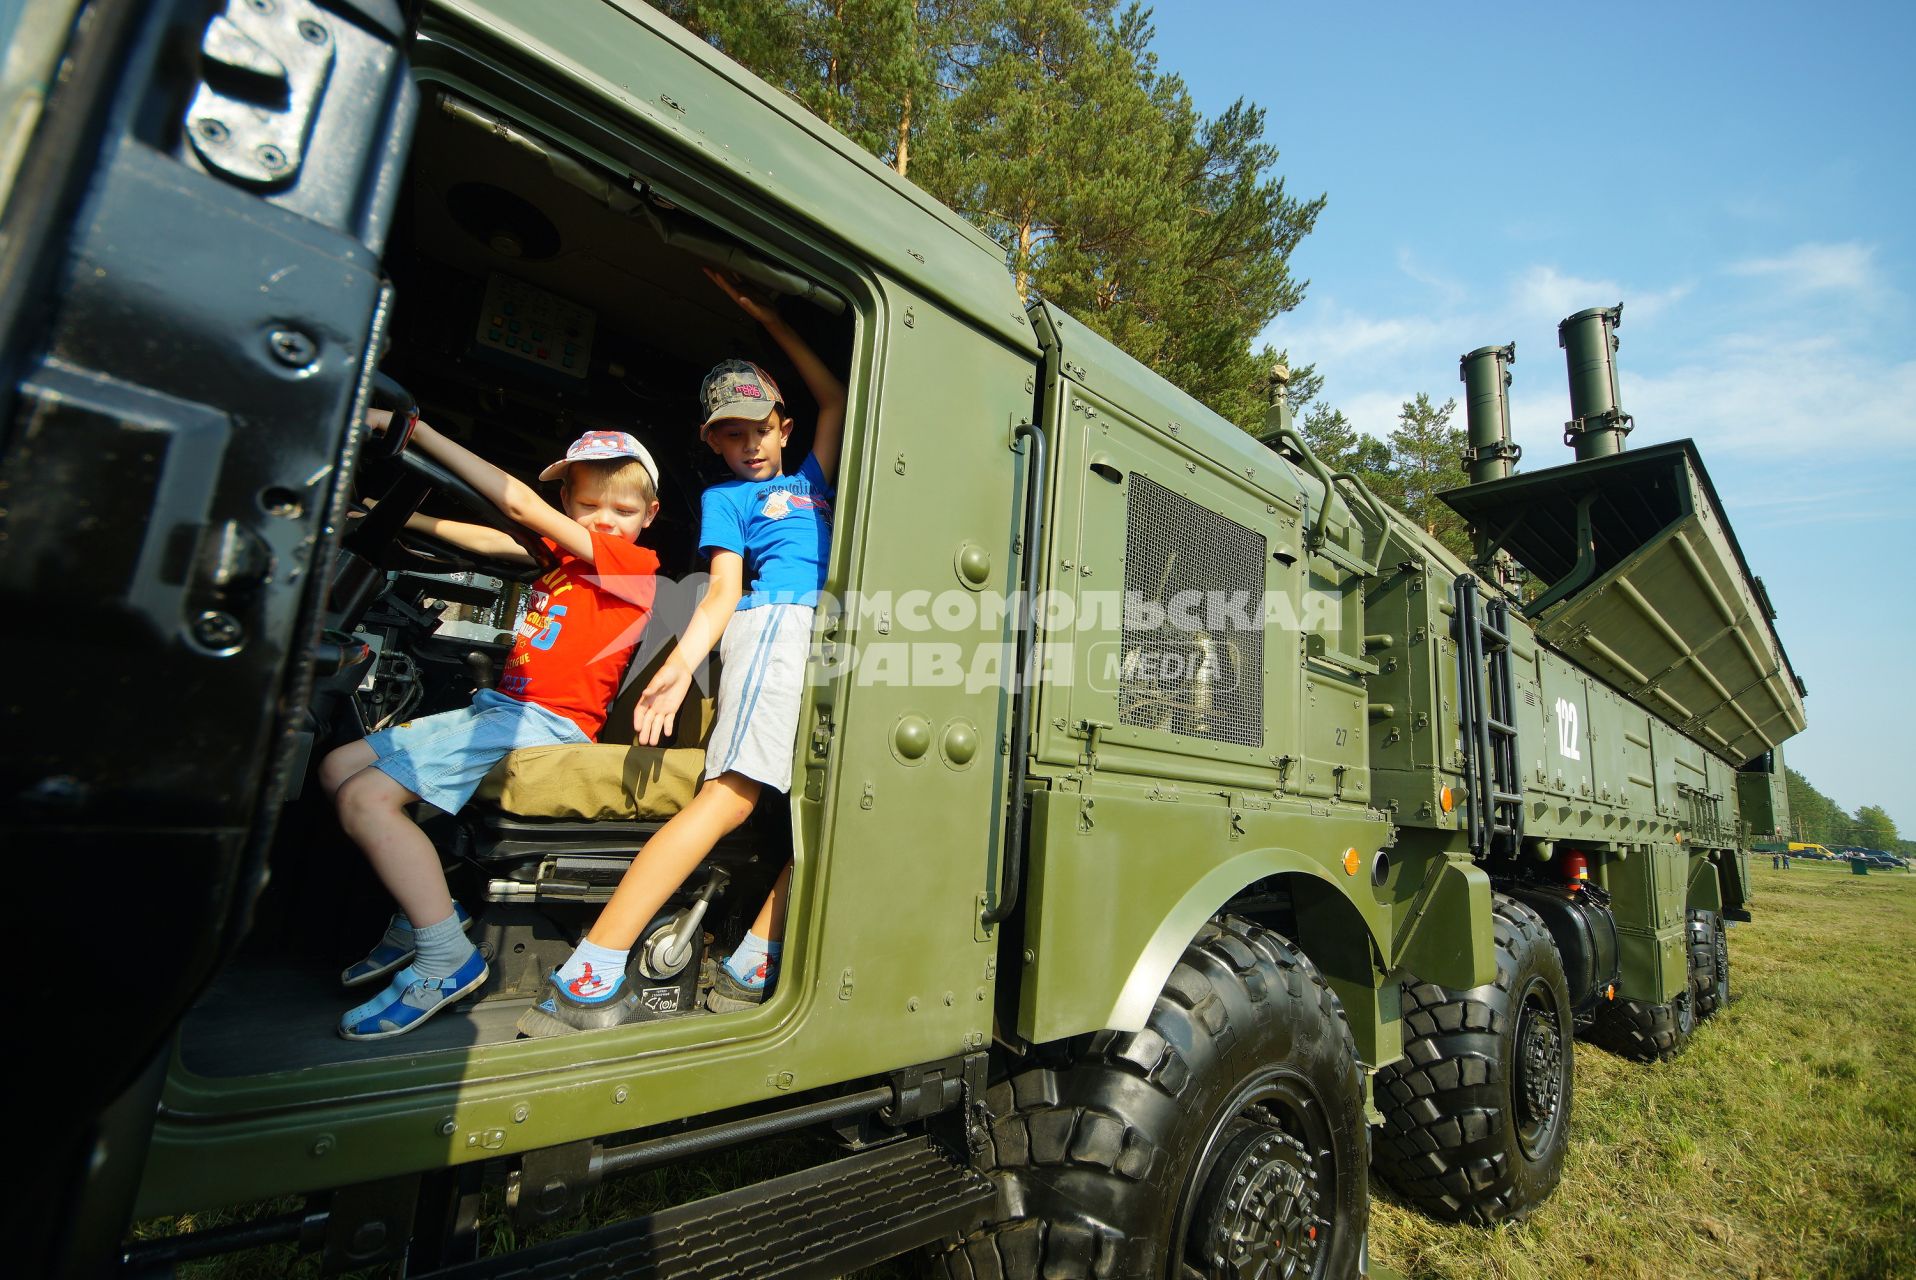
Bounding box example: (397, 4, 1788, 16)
(1145, 0, 1916, 833)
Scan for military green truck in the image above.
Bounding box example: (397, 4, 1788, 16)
(3, 2, 1805, 1277)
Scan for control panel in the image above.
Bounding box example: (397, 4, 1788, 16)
(474, 272, 595, 378)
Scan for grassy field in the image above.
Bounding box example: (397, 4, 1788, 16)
(1371, 861, 1916, 1280)
(146, 861, 1915, 1278)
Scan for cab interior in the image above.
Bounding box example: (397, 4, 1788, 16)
(179, 87, 855, 1074)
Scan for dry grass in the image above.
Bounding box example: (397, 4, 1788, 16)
(1372, 861, 1916, 1280)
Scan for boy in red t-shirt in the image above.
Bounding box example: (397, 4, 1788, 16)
(319, 417, 662, 1040)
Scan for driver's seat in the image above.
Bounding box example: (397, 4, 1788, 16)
(459, 648, 764, 907)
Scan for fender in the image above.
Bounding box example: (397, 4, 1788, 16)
(1014, 788, 1396, 1049)
(1687, 849, 1725, 916)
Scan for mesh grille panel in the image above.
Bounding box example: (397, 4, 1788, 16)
(1119, 474, 1265, 746)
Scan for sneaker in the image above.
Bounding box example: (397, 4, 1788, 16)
(341, 903, 473, 989)
(705, 962, 774, 1013)
(514, 970, 645, 1039)
(338, 950, 489, 1041)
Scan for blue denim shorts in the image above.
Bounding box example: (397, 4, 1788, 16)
(365, 688, 589, 814)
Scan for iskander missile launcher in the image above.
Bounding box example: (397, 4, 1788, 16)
(9, 3, 1803, 1273)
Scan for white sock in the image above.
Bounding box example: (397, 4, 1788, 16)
(411, 912, 475, 979)
(555, 939, 629, 1004)
(723, 932, 782, 988)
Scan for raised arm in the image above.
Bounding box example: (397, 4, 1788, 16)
(403, 419, 600, 562)
(705, 268, 846, 485)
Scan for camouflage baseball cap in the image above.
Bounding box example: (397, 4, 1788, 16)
(699, 359, 784, 434)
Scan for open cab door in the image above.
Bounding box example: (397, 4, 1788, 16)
(0, 1, 415, 1270)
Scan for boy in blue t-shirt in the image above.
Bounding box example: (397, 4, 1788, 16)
(520, 269, 842, 1035)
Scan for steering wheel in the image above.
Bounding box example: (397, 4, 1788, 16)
(345, 374, 554, 580)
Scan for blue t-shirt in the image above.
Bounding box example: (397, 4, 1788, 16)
(699, 453, 835, 610)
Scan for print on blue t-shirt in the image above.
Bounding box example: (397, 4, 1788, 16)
(699, 452, 835, 610)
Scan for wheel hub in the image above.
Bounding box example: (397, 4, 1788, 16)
(1513, 987, 1564, 1157)
(1189, 1117, 1321, 1280)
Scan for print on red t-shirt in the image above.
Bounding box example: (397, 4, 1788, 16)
(497, 533, 659, 739)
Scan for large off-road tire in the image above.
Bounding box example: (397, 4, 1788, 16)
(1687, 908, 1729, 1020)
(1370, 893, 1573, 1225)
(1589, 986, 1696, 1062)
(939, 918, 1367, 1280)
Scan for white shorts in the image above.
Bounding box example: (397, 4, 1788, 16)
(705, 604, 814, 793)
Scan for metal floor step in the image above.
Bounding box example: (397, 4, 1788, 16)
(428, 1137, 994, 1280)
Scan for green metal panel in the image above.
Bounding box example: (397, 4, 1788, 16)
(1360, 538, 1467, 835)
(1648, 716, 1684, 827)
(1736, 772, 1775, 839)
(1536, 661, 1595, 806)
(1027, 377, 1301, 785)
(794, 272, 1038, 1069)
(1299, 666, 1370, 804)
(1736, 746, 1789, 842)
(1029, 304, 1362, 565)
(1509, 639, 1552, 798)
(1602, 842, 1688, 1002)
(1515, 645, 1692, 848)
(1697, 750, 1738, 847)
(1363, 561, 1418, 781)
(1584, 682, 1629, 811)
(1617, 701, 1656, 820)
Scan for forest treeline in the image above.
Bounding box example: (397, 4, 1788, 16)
(1786, 768, 1909, 856)
(653, 0, 1481, 557)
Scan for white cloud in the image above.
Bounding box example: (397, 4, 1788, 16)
(1727, 241, 1877, 295)
(1268, 301, 1447, 365)
(1509, 266, 1692, 327)
(1337, 390, 1421, 440)
(1732, 482, 1902, 512)
(1622, 343, 1916, 457)
(1395, 248, 1466, 304)
(1509, 266, 1621, 324)
(1263, 246, 1911, 464)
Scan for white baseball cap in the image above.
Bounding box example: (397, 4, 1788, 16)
(538, 429, 660, 489)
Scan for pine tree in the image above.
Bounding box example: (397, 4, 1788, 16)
(663, 2, 1321, 435)
(656, 1, 956, 172)
(1785, 768, 1859, 846)
(1381, 393, 1469, 559)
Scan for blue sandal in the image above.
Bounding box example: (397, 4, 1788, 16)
(339, 950, 489, 1041)
(341, 903, 472, 989)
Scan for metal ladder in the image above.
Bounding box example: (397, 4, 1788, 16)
(1454, 575, 1524, 859)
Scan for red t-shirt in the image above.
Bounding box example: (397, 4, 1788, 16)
(496, 534, 660, 739)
